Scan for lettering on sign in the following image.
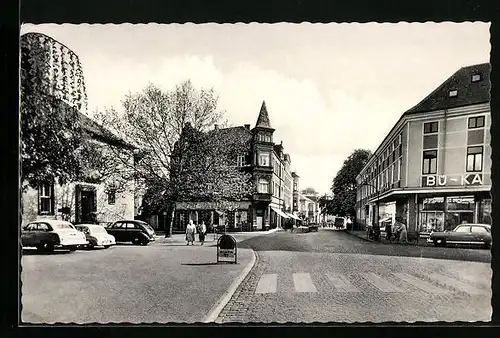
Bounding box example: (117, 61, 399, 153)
(422, 174, 483, 187)
(219, 249, 235, 258)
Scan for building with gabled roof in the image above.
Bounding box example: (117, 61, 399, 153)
(171, 101, 300, 232)
(355, 63, 491, 239)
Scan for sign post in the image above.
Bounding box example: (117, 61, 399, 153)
(217, 234, 237, 264)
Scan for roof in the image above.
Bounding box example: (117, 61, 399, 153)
(255, 101, 273, 129)
(405, 63, 490, 114)
(211, 125, 253, 143)
(79, 113, 136, 150)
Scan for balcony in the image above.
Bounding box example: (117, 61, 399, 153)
(253, 192, 272, 202)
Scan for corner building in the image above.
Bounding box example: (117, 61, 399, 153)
(173, 101, 298, 232)
(356, 63, 491, 236)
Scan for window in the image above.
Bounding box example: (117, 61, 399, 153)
(259, 153, 270, 166)
(449, 90, 458, 97)
(472, 74, 481, 82)
(466, 146, 483, 172)
(468, 116, 485, 129)
(37, 223, 50, 231)
(258, 178, 269, 193)
(472, 226, 488, 233)
(108, 190, 116, 205)
(38, 182, 54, 215)
(237, 154, 245, 167)
(455, 226, 470, 233)
(423, 121, 439, 134)
(422, 150, 438, 174)
(125, 222, 138, 229)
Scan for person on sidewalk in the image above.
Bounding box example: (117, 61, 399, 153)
(198, 221, 207, 245)
(394, 217, 408, 244)
(186, 220, 197, 245)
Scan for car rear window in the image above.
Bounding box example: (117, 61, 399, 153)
(52, 222, 75, 230)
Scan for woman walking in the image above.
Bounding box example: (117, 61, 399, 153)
(198, 221, 207, 245)
(186, 220, 197, 245)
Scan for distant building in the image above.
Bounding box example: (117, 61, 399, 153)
(172, 101, 300, 232)
(356, 63, 491, 235)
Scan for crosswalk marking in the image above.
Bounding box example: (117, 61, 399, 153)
(326, 274, 359, 292)
(393, 273, 449, 295)
(293, 273, 317, 293)
(255, 274, 277, 294)
(425, 273, 485, 295)
(361, 273, 404, 292)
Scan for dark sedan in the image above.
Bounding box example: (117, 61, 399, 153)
(105, 220, 156, 245)
(428, 223, 491, 249)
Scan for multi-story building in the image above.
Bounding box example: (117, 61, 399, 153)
(355, 63, 491, 236)
(21, 32, 137, 226)
(173, 101, 299, 232)
(298, 192, 321, 224)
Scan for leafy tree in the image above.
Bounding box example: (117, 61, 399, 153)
(301, 187, 318, 195)
(93, 81, 253, 237)
(329, 149, 372, 218)
(20, 33, 88, 189)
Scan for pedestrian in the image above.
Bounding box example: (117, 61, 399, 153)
(385, 220, 392, 242)
(185, 220, 197, 245)
(395, 217, 408, 244)
(198, 221, 207, 245)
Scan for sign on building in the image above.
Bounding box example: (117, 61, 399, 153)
(421, 174, 483, 187)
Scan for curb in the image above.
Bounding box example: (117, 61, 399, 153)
(202, 248, 257, 323)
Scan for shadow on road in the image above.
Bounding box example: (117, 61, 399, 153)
(181, 262, 233, 266)
(22, 249, 73, 256)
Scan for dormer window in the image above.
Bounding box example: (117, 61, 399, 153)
(472, 74, 481, 82)
(449, 90, 458, 97)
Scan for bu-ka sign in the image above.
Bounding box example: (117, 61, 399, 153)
(422, 173, 484, 187)
(217, 234, 237, 264)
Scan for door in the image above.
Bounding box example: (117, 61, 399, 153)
(471, 225, 490, 243)
(125, 222, 142, 241)
(21, 223, 37, 247)
(81, 191, 96, 223)
(453, 225, 472, 242)
(256, 216, 263, 230)
(109, 222, 126, 242)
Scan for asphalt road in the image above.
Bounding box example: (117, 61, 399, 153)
(216, 229, 492, 323)
(21, 242, 253, 324)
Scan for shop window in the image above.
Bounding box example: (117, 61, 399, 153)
(447, 196, 474, 211)
(466, 146, 483, 172)
(468, 116, 485, 129)
(479, 199, 492, 225)
(423, 121, 439, 134)
(422, 150, 437, 174)
(38, 182, 55, 215)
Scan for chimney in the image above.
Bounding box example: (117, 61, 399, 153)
(280, 140, 283, 146)
(214, 124, 218, 130)
(244, 124, 250, 130)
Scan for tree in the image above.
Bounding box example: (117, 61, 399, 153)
(301, 187, 318, 195)
(329, 149, 372, 218)
(93, 81, 253, 237)
(20, 33, 88, 189)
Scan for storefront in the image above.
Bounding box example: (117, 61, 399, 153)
(417, 193, 491, 235)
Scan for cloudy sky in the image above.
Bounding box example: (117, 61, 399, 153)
(21, 23, 490, 194)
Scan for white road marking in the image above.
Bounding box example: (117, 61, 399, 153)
(326, 274, 359, 292)
(393, 273, 449, 294)
(255, 274, 278, 294)
(293, 273, 317, 293)
(361, 273, 404, 292)
(425, 273, 486, 295)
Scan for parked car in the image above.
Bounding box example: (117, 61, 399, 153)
(21, 220, 88, 252)
(105, 220, 156, 245)
(428, 223, 492, 249)
(75, 224, 116, 249)
(308, 223, 319, 232)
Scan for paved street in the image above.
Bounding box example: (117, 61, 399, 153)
(21, 240, 254, 324)
(216, 229, 492, 323)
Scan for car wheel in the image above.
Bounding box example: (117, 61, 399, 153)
(132, 237, 141, 245)
(87, 242, 95, 250)
(37, 241, 54, 252)
(140, 239, 149, 246)
(433, 239, 443, 247)
(69, 246, 77, 252)
(484, 242, 492, 250)
(103, 245, 111, 249)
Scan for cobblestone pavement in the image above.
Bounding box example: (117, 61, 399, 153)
(215, 230, 491, 323)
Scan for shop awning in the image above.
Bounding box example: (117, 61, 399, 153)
(271, 207, 289, 218)
(287, 213, 301, 220)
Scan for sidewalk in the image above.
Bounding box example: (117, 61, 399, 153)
(346, 230, 430, 247)
(155, 228, 281, 246)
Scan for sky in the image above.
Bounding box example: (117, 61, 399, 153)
(21, 23, 490, 195)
